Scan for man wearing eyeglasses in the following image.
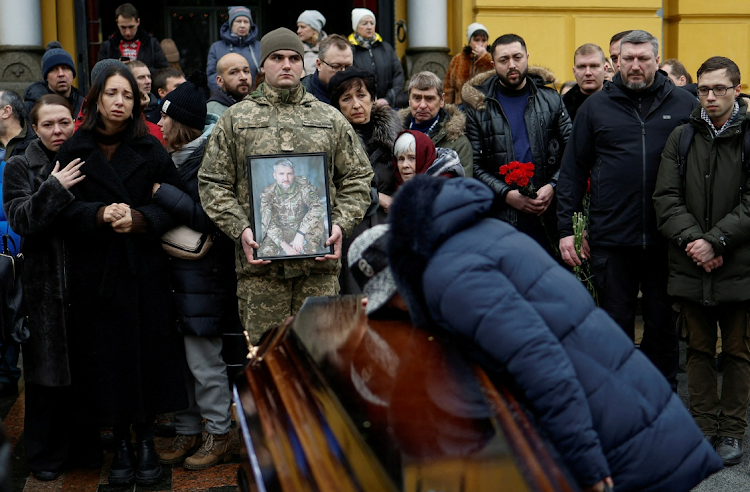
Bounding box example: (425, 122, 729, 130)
(557, 30, 697, 391)
(301, 34, 353, 105)
(654, 56, 750, 466)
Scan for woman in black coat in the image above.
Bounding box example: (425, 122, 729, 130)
(328, 68, 402, 294)
(4, 95, 87, 481)
(54, 64, 187, 487)
(348, 8, 405, 107)
(150, 73, 240, 470)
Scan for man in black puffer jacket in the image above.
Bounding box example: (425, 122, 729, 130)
(556, 30, 698, 388)
(463, 34, 570, 255)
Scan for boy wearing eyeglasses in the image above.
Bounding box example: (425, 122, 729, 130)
(654, 55, 750, 466)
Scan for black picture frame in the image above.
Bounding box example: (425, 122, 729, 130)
(247, 152, 333, 261)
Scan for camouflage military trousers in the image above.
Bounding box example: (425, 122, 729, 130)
(238, 273, 340, 344)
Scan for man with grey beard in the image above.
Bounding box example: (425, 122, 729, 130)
(556, 30, 696, 390)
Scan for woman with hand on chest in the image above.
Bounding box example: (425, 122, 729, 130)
(54, 63, 188, 487)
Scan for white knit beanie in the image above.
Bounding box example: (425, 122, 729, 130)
(466, 22, 489, 44)
(352, 8, 376, 32)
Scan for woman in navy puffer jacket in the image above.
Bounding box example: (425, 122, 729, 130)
(386, 175, 723, 492)
(206, 6, 261, 92)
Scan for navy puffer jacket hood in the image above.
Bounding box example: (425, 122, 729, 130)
(387, 175, 722, 491)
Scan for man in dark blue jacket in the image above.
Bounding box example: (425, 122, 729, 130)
(349, 175, 723, 492)
(464, 33, 570, 255)
(556, 30, 697, 388)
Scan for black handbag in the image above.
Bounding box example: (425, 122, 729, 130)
(0, 235, 28, 347)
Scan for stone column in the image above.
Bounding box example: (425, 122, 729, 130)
(403, 0, 451, 83)
(0, 0, 44, 97)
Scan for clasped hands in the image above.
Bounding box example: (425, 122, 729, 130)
(686, 239, 722, 273)
(505, 183, 555, 215)
(103, 203, 132, 233)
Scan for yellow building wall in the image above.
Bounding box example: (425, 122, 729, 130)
(393, 0, 750, 89)
(465, 0, 663, 87)
(664, 0, 750, 88)
(41, 0, 79, 87)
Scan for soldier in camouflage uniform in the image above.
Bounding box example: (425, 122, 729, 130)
(198, 27, 373, 343)
(258, 159, 325, 257)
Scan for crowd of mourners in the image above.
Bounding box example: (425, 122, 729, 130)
(0, 2, 747, 491)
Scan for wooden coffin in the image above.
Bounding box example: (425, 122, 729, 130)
(234, 296, 578, 492)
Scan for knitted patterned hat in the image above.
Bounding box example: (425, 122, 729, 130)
(260, 28, 305, 66)
(42, 41, 76, 79)
(160, 71, 207, 130)
(348, 225, 397, 316)
(297, 10, 326, 33)
(351, 8, 376, 32)
(228, 6, 252, 26)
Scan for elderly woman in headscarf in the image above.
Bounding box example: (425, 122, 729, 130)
(348, 8, 405, 107)
(297, 10, 327, 77)
(393, 130, 463, 186)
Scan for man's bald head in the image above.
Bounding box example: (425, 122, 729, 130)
(217, 53, 250, 78)
(216, 53, 252, 100)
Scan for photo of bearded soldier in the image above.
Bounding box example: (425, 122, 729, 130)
(258, 159, 325, 257)
(198, 28, 373, 344)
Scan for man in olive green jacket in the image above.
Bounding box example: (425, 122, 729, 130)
(198, 28, 373, 343)
(654, 56, 750, 467)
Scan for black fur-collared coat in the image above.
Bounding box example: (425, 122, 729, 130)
(54, 127, 188, 425)
(4, 140, 75, 387)
(339, 104, 402, 295)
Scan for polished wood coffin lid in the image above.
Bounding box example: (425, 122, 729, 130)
(234, 296, 577, 492)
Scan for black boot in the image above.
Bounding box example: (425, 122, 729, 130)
(135, 438, 163, 486)
(108, 439, 135, 484)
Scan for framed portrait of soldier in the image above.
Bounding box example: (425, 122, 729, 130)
(247, 152, 333, 260)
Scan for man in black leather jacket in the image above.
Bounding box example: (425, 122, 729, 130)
(556, 30, 697, 389)
(464, 33, 570, 254)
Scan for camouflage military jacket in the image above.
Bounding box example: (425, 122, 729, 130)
(198, 82, 373, 280)
(258, 176, 325, 256)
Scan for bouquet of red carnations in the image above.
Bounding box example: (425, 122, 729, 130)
(499, 161, 537, 198)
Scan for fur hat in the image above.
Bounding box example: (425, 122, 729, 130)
(260, 27, 305, 66)
(348, 225, 397, 316)
(466, 23, 489, 44)
(351, 8, 376, 32)
(160, 71, 207, 130)
(91, 58, 128, 85)
(297, 10, 326, 34)
(160, 38, 180, 63)
(42, 41, 76, 80)
(228, 6, 252, 27)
